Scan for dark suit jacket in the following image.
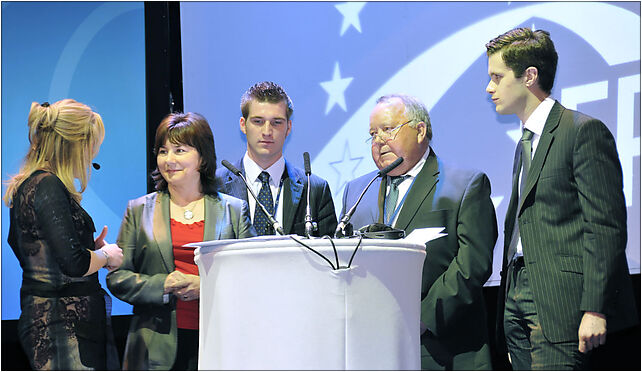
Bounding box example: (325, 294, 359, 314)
(106, 191, 255, 370)
(216, 157, 337, 237)
(498, 101, 638, 344)
(341, 149, 498, 370)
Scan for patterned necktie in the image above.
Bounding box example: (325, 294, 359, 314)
(507, 128, 535, 261)
(384, 175, 408, 224)
(254, 171, 275, 236)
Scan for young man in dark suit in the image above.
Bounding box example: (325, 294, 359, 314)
(486, 28, 638, 370)
(216, 81, 337, 237)
(341, 94, 498, 370)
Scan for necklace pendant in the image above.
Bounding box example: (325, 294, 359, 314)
(184, 209, 194, 220)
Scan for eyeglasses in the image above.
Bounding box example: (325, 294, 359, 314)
(366, 119, 413, 144)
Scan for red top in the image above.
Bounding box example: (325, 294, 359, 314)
(170, 218, 203, 330)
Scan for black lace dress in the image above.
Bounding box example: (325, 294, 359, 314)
(8, 170, 118, 370)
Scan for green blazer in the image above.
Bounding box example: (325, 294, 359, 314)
(341, 149, 498, 370)
(106, 191, 255, 370)
(498, 101, 638, 344)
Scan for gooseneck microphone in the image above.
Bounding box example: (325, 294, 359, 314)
(303, 152, 317, 238)
(334, 157, 404, 238)
(221, 160, 285, 235)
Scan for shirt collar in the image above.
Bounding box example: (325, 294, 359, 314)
(390, 146, 430, 181)
(243, 153, 286, 187)
(522, 96, 555, 137)
(407, 146, 430, 178)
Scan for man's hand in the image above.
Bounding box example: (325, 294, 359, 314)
(578, 311, 606, 353)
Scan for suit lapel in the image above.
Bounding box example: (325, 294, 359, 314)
(282, 161, 304, 234)
(222, 158, 249, 202)
(151, 192, 174, 273)
(377, 177, 386, 224)
(203, 194, 222, 241)
(394, 150, 440, 230)
(504, 143, 522, 249)
(519, 101, 563, 213)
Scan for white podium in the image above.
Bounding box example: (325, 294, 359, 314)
(192, 235, 426, 370)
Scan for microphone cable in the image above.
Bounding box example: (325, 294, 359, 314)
(322, 235, 340, 269)
(287, 234, 364, 270)
(347, 235, 363, 269)
(288, 235, 336, 270)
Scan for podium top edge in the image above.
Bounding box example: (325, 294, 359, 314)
(187, 235, 428, 252)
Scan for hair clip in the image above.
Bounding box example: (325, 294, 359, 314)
(41, 102, 50, 107)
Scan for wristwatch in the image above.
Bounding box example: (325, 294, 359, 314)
(97, 248, 110, 268)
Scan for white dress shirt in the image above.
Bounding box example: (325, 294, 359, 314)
(515, 96, 555, 256)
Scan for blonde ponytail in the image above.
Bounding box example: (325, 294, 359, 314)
(4, 99, 105, 207)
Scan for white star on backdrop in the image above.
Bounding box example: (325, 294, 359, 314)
(335, 2, 366, 36)
(329, 142, 364, 193)
(320, 62, 354, 114)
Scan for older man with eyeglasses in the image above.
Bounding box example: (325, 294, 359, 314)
(340, 94, 498, 370)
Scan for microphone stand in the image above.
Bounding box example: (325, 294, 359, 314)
(334, 157, 404, 238)
(221, 160, 284, 235)
(303, 152, 317, 238)
(223, 160, 342, 270)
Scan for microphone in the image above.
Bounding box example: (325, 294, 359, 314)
(221, 160, 285, 235)
(377, 156, 405, 177)
(221, 160, 242, 176)
(303, 152, 317, 238)
(334, 157, 404, 238)
(303, 153, 311, 175)
(92, 162, 101, 170)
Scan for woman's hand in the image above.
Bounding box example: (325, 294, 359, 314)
(174, 274, 200, 301)
(94, 226, 123, 271)
(164, 271, 200, 301)
(94, 225, 108, 249)
(101, 243, 123, 271)
(164, 271, 187, 293)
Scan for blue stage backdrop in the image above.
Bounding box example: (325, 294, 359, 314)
(1, 2, 639, 321)
(1, 2, 145, 319)
(180, 2, 640, 285)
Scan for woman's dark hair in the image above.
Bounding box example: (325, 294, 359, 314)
(151, 112, 219, 195)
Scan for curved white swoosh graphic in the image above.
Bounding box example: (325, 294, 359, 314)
(313, 2, 639, 214)
(48, 2, 140, 99)
(48, 2, 141, 238)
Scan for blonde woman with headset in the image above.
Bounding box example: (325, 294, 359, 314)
(4, 99, 123, 370)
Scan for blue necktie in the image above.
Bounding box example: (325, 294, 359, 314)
(254, 171, 275, 236)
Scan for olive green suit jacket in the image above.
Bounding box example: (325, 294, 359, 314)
(106, 191, 255, 370)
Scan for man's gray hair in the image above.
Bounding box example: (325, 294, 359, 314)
(376, 94, 433, 141)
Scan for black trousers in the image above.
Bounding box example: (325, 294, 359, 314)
(171, 328, 199, 370)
